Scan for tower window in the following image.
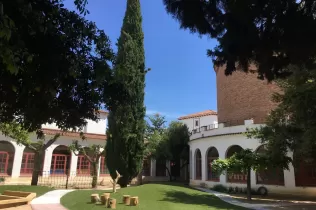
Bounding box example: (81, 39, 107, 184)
(195, 120, 199, 126)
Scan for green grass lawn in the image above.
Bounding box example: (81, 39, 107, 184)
(61, 183, 247, 210)
(0, 185, 54, 197)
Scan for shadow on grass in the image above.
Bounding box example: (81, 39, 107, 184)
(160, 190, 244, 209)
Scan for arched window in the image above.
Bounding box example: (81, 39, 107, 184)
(100, 157, 110, 176)
(76, 148, 93, 176)
(294, 152, 316, 187)
(195, 149, 202, 180)
(226, 145, 246, 183)
(256, 145, 284, 185)
(0, 141, 15, 176)
(21, 147, 35, 175)
(207, 147, 219, 181)
(51, 145, 71, 175)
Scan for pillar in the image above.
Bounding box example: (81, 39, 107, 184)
(284, 152, 295, 189)
(11, 144, 25, 178)
(42, 147, 53, 177)
(151, 159, 156, 177)
(166, 160, 171, 177)
(218, 147, 227, 185)
(201, 148, 207, 181)
(69, 152, 78, 177)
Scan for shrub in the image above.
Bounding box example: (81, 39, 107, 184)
(0, 177, 5, 183)
(211, 184, 228, 193)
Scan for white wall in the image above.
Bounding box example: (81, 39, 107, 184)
(180, 115, 218, 132)
(42, 112, 108, 135)
(189, 126, 316, 195)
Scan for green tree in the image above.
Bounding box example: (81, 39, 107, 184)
(247, 65, 316, 166)
(105, 0, 147, 187)
(69, 137, 105, 188)
(212, 149, 290, 200)
(163, 0, 316, 80)
(150, 121, 190, 181)
(0, 0, 113, 131)
(0, 121, 60, 185)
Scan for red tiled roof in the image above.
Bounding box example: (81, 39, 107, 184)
(98, 110, 108, 114)
(178, 110, 217, 120)
(41, 128, 107, 140)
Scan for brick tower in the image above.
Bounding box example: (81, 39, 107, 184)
(215, 65, 279, 125)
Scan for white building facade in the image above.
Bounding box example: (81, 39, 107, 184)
(181, 64, 316, 195)
(0, 110, 170, 185)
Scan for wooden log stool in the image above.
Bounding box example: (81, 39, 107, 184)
(130, 196, 139, 206)
(101, 193, 111, 206)
(108, 198, 117, 209)
(122, 195, 131, 205)
(90, 194, 100, 203)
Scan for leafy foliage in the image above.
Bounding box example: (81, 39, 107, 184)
(212, 149, 290, 200)
(0, 0, 113, 131)
(163, 0, 316, 80)
(247, 65, 316, 165)
(106, 0, 146, 187)
(0, 121, 61, 185)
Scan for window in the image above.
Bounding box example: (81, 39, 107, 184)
(195, 120, 199, 126)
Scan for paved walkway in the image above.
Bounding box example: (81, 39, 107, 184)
(195, 187, 282, 210)
(30, 190, 74, 210)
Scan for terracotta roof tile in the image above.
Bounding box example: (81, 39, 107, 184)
(178, 110, 217, 120)
(41, 128, 107, 140)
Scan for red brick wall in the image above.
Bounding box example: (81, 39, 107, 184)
(215, 65, 279, 125)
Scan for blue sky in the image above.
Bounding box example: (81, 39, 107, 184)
(64, 0, 218, 121)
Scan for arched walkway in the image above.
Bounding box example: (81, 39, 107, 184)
(100, 156, 110, 176)
(206, 147, 219, 181)
(142, 158, 151, 176)
(21, 147, 35, 175)
(50, 145, 71, 175)
(76, 148, 93, 175)
(156, 158, 166, 176)
(195, 149, 202, 180)
(294, 152, 316, 187)
(256, 145, 284, 185)
(226, 145, 246, 183)
(0, 141, 15, 176)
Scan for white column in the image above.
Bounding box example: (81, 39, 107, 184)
(42, 147, 54, 177)
(151, 159, 156, 177)
(284, 163, 296, 189)
(11, 145, 25, 178)
(166, 160, 171, 177)
(250, 170, 256, 187)
(97, 158, 101, 177)
(218, 147, 227, 185)
(189, 150, 192, 179)
(201, 148, 207, 181)
(69, 152, 78, 177)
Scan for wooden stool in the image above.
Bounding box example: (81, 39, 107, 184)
(122, 195, 131, 205)
(101, 193, 110, 206)
(90, 194, 100, 203)
(130, 196, 139, 206)
(108, 198, 117, 209)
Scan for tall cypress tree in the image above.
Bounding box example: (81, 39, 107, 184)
(106, 0, 146, 187)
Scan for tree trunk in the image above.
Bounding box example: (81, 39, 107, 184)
(246, 167, 252, 201)
(31, 151, 42, 186)
(91, 161, 98, 188)
(165, 166, 172, 182)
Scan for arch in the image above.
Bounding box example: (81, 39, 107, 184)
(76, 147, 93, 175)
(50, 145, 71, 175)
(255, 145, 284, 185)
(100, 156, 110, 176)
(156, 158, 166, 176)
(226, 145, 243, 158)
(195, 149, 202, 180)
(206, 147, 219, 181)
(21, 147, 35, 175)
(0, 141, 15, 176)
(293, 151, 316, 187)
(226, 145, 246, 183)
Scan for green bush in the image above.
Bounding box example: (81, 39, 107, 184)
(0, 177, 5, 183)
(211, 184, 228, 193)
